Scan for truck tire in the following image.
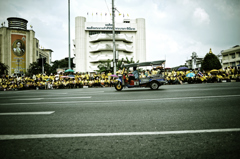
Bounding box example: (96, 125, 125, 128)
(150, 81, 159, 90)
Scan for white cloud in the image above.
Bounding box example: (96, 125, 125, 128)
(1, 0, 239, 68)
(192, 8, 210, 25)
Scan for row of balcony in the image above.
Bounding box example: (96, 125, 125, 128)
(89, 34, 133, 43)
(89, 54, 133, 63)
(89, 43, 133, 53)
(222, 55, 240, 63)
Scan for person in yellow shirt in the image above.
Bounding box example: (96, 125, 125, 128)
(63, 80, 69, 89)
(101, 72, 105, 79)
(110, 78, 115, 87)
(217, 74, 223, 82)
(94, 78, 99, 87)
(140, 71, 146, 78)
(89, 79, 94, 87)
(166, 76, 171, 84)
(107, 71, 112, 81)
(81, 73, 85, 80)
(100, 78, 105, 87)
(85, 72, 90, 80)
(69, 79, 74, 88)
(84, 79, 89, 86)
(151, 69, 157, 76)
(2, 83, 8, 91)
(0, 82, 3, 91)
(50, 73, 54, 81)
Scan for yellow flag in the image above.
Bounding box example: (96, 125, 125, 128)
(127, 14, 129, 17)
(119, 13, 121, 16)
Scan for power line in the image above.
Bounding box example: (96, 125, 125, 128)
(105, 0, 111, 14)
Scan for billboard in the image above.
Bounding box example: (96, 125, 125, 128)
(11, 34, 26, 74)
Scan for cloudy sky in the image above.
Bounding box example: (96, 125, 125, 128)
(1, 0, 240, 67)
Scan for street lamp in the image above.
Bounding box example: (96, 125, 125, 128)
(112, 0, 116, 75)
(68, 0, 71, 70)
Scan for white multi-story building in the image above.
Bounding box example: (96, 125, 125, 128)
(221, 45, 240, 68)
(185, 52, 203, 70)
(73, 16, 146, 72)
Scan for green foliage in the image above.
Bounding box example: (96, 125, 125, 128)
(50, 58, 75, 74)
(0, 62, 9, 75)
(27, 62, 52, 76)
(96, 59, 112, 73)
(201, 53, 222, 71)
(95, 57, 139, 73)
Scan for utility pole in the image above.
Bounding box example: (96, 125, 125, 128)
(68, 0, 71, 70)
(42, 56, 44, 74)
(112, 0, 116, 75)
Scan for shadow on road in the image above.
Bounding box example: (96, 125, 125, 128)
(115, 88, 167, 92)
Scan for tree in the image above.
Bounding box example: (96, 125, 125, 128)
(96, 59, 112, 73)
(0, 62, 9, 75)
(27, 61, 51, 76)
(201, 52, 222, 71)
(95, 57, 139, 73)
(50, 58, 75, 74)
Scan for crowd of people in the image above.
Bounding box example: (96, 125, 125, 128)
(0, 71, 118, 91)
(163, 67, 240, 85)
(0, 67, 239, 91)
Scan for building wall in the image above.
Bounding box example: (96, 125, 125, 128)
(221, 46, 240, 68)
(136, 18, 146, 62)
(75, 16, 87, 72)
(74, 16, 146, 72)
(0, 17, 53, 75)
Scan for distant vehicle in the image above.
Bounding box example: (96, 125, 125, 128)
(115, 60, 167, 91)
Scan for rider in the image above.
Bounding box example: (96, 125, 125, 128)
(132, 67, 139, 79)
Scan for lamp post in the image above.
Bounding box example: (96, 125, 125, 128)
(42, 56, 44, 74)
(112, 0, 116, 75)
(68, 0, 71, 70)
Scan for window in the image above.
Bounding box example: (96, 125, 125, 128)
(36, 51, 38, 56)
(36, 42, 38, 48)
(237, 52, 240, 57)
(231, 62, 236, 67)
(231, 54, 235, 59)
(124, 21, 130, 23)
(223, 55, 228, 60)
(101, 31, 112, 34)
(101, 31, 120, 34)
(89, 31, 100, 36)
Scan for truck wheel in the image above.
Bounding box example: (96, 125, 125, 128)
(115, 82, 123, 91)
(150, 81, 159, 90)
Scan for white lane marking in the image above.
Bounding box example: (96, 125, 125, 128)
(0, 111, 55, 116)
(13, 98, 44, 100)
(11, 97, 91, 101)
(0, 128, 239, 140)
(50, 97, 91, 99)
(1, 94, 239, 105)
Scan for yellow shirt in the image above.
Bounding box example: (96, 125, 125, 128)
(85, 74, 90, 80)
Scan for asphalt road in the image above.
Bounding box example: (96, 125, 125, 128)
(0, 82, 240, 159)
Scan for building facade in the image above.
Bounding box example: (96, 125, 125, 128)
(221, 45, 240, 68)
(185, 52, 203, 70)
(0, 17, 53, 75)
(73, 16, 146, 72)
